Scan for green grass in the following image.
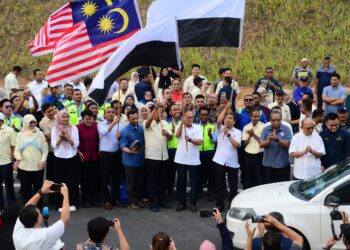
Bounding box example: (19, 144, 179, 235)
(0, 0, 349, 86)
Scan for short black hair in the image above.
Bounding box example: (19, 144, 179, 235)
(137, 66, 151, 80)
(162, 87, 171, 95)
(224, 67, 232, 72)
(198, 106, 210, 114)
(13, 66, 22, 72)
(250, 108, 261, 116)
(0, 98, 10, 108)
(270, 106, 282, 112)
(33, 69, 41, 76)
(110, 100, 121, 108)
(19, 205, 39, 228)
(265, 67, 273, 72)
(252, 91, 261, 98)
(127, 109, 138, 118)
(324, 112, 339, 122)
(183, 92, 192, 98)
(10, 95, 19, 104)
(312, 108, 324, 118)
(331, 73, 341, 80)
(41, 102, 54, 113)
(87, 217, 110, 244)
(262, 232, 281, 250)
(73, 89, 82, 94)
(303, 92, 314, 101)
(64, 83, 73, 89)
(81, 109, 94, 118)
(192, 64, 200, 69)
(218, 67, 226, 75)
(301, 98, 312, 112)
(195, 94, 205, 100)
(119, 77, 128, 83)
(84, 77, 93, 87)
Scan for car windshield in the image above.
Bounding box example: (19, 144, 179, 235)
(290, 158, 350, 200)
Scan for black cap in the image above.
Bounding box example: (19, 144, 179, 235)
(276, 89, 285, 96)
(324, 55, 331, 60)
(300, 76, 309, 82)
(338, 107, 347, 113)
(193, 76, 204, 84)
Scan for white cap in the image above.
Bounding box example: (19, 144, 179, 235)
(0, 112, 5, 121)
(301, 58, 308, 62)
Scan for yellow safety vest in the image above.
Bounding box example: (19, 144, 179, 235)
(167, 119, 180, 150)
(98, 102, 111, 116)
(199, 123, 216, 152)
(4, 114, 22, 132)
(66, 103, 85, 126)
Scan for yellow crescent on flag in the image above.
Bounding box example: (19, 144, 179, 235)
(108, 8, 129, 34)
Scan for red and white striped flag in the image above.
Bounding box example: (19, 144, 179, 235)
(29, 3, 74, 57)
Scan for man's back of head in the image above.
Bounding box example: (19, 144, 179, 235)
(262, 232, 281, 250)
(18, 205, 39, 228)
(87, 217, 110, 244)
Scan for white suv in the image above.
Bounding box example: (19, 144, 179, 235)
(226, 159, 350, 250)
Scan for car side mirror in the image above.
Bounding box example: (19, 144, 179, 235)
(325, 195, 340, 208)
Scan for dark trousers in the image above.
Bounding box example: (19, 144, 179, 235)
(124, 166, 144, 204)
(53, 155, 80, 207)
(238, 147, 246, 188)
(33, 111, 44, 125)
(199, 152, 215, 194)
(165, 150, 177, 196)
(46, 152, 54, 181)
(177, 164, 199, 206)
(0, 163, 16, 209)
(147, 159, 167, 205)
(80, 160, 99, 204)
(214, 162, 238, 207)
(18, 168, 44, 206)
(263, 165, 291, 184)
(100, 151, 121, 203)
(317, 89, 324, 109)
(244, 152, 264, 189)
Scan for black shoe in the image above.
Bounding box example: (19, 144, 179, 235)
(190, 205, 197, 212)
(159, 201, 172, 209)
(176, 204, 187, 211)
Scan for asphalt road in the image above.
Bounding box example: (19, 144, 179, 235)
(48, 197, 223, 249)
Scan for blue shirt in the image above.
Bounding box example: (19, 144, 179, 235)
(253, 235, 292, 250)
(236, 108, 267, 131)
(218, 85, 236, 113)
(260, 124, 292, 168)
(135, 80, 155, 101)
(322, 85, 347, 115)
(316, 65, 336, 90)
(320, 128, 350, 169)
(42, 94, 65, 110)
(119, 123, 144, 167)
(293, 87, 314, 106)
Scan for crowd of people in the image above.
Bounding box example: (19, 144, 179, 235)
(0, 56, 350, 248)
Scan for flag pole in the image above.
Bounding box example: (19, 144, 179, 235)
(117, 84, 121, 132)
(230, 48, 242, 101)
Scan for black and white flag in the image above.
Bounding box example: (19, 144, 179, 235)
(89, 17, 180, 105)
(146, 0, 245, 48)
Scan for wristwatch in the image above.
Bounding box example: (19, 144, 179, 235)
(226, 133, 231, 138)
(37, 189, 44, 197)
(188, 138, 192, 142)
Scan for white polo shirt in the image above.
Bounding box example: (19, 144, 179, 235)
(28, 80, 48, 111)
(289, 132, 326, 180)
(0, 123, 16, 165)
(213, 125, 241, 168)
(174, 124, 203, 166)
(13, 218, 65, 250)
(143, 120, 172, 161)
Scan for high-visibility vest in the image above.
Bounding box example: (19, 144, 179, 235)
(65, 103, 85, 126)
(98, 101, 111, 116)
(198, 123, 216, 152)
(4, 114, 22, 132)
(167, 119, 180, 150)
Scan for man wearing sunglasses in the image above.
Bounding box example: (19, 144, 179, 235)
(0, 98, 22, 132)
(42, 84, 65, 111)
(289, 118, 325, 180)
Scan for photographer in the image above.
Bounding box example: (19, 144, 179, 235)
(76, 217, 129, 250)
(324, 211, 350, 250)
(12, 180, 70, 250)
(244, 214, 303, 250)
(212, 208, 234, 250)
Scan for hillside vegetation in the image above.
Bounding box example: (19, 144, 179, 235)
(0, 0, 349, 85)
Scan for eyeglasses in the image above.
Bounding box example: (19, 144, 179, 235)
(244, 99, 253, 102)
(29, 121, 37, 124)
(5, 104, 13, 110)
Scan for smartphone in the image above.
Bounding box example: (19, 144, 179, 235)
(50, 183, 63, 192)
(200, 209, 215, 218)
(252, 215, 265, 223)
(107, 220, 115, 227)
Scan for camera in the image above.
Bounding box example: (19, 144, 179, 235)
(330, 210, 343, 220)
(252, 215, 265, 223)
(50, 183, 63, 192)
(107, 220, 115, 227)
(130, 140, 141, 152)
(200, 209, 215, 218)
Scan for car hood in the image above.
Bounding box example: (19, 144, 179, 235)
(231, 181, 306, 208)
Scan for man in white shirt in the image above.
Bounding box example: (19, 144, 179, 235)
(183, 64, 208, 94)
(215, 68, 240, 98)
(70, 78, 86, 92)
(212, 101, 241, 211)
(98, 107, 123, 210)
(144, 103, 173, 212)
(175, 110, 203, 212)
(289, 118, 325, 180)
(27, 69, 48, 121)
(268, 89, 291, 122)
(5, 66, 22, 96)
(13, 180, 70, 250)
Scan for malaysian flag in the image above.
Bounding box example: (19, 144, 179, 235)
(30, 0, 142, 86)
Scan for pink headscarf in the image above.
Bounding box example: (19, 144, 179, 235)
(54, 110, 72, 149)
(199, 240, 216, 250)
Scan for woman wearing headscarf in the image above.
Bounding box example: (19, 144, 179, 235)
(139, 90, 155, 106)
(154, 67, 172, 100)
(14, 114, 48, 205)
(123, 94, 138, 110)
(128, 71, 139, 92)
(51, 110, 80, 210)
